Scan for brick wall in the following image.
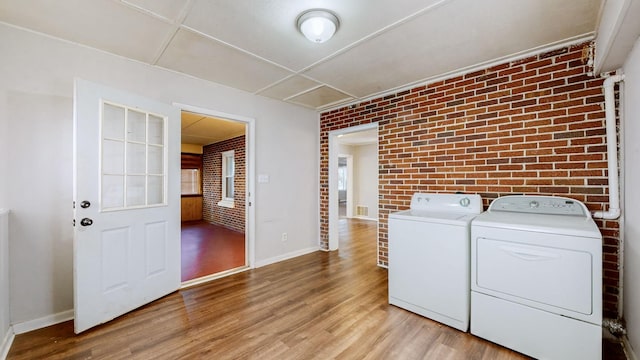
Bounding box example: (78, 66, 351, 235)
(203, 135, 245, 233)
(319, 42, 621, 318)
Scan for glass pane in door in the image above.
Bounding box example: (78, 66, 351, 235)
(100, 102, 166, 210)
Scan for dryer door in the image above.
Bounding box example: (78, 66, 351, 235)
(475, 236, 593, 315)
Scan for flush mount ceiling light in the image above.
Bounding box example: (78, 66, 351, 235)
(297, 9, 340, 43)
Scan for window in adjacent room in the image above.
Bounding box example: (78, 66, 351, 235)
(218, 150, 235, 208)
(181, 168, 201, 195)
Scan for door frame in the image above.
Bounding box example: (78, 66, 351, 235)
(328, 122, 378, 251)
(175, 103, 256, 279)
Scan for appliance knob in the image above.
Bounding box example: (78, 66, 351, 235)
(530, 201, 539, 208)
(460, 197, 471, 207)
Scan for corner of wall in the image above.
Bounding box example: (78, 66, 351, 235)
(11, 309, 74, 335)
(0, 209, 11, 360)
(0, 326, 14, 360)
(622, 33, 640, 360)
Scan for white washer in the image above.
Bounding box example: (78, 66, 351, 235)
(470, 195, 602, 360)
(388, 193, 483, 331)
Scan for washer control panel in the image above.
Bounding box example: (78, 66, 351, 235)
(488, 195, 589, 217)
(410, 193, 483, 214)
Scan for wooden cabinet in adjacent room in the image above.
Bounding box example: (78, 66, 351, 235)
(181, 196, 203, 221)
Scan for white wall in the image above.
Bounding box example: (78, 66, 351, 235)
(0, 210, 11, 357)
(337, 142, 379, 220)
(352, 144, 378, 220)
(0, 96, 6, 209)
(623, 35, 640, 358)
(338, 144, 353, 208)
(0, 23, 319, 326)
(0, 29, 9, 352)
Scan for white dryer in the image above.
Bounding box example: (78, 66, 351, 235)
(470, 195, 602, 360)
(388, 193, 483, 331)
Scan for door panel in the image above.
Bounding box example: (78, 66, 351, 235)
(73, 79, 180, 333)
(145, 221, 168, 276)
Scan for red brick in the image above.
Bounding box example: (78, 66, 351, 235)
(203, 135, 246, 233)
(319, 41, 619, 316)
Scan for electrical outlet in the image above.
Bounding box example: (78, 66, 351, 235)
(281, 232, 288, 242)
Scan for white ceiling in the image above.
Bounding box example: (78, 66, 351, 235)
(0, 0, 602, 110)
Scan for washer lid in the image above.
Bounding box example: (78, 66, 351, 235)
(390, 209, 478, 225)
(472, 210, 601, 238)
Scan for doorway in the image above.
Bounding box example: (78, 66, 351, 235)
(328, 123, 379, 252)
(337, 155, 352, 219)
(178, 106, 255, 287)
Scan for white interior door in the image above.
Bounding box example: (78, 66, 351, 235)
(73, 79, 180, 333)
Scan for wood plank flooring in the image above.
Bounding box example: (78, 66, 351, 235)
(181, 221, 246, 281)
(7, 219, 623, 359)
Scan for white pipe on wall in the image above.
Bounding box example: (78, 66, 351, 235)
(593, 73, 625, 220)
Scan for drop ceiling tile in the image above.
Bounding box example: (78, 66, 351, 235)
(182, 0, 444, 71)
(182, 134, 231, 146)
(182, 116, 246, 146)
(257, 76, 322, 100)
(288, 86, 353, 109)
(181, 112, 205, 129)
(1, 0, 601, 112)
(186, 118, 245, 136)
(0, 0, 174, 63)
(157, 28, 293, 93)
(304, 0, 600, 98)
(181, 135, 207, 145)
(121, 0, 191, 22)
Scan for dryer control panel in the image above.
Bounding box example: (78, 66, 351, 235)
(488, 195, 589, 217)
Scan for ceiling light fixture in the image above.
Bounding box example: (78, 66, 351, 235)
(297, 9, 340, 44)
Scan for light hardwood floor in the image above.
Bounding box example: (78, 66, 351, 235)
(8, 219, 617, 359)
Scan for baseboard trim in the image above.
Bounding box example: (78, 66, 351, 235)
(1, 326, 14, 360)
(12, 309, 74, 335)
(255, 246, 319, 268)
(624, 336, 638, 360)
(181, 266, 250, 289)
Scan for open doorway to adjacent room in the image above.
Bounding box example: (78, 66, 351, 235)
(337, 155, 352, 219)
(329, 124, 379, 254)
(180, 110, 249, 284)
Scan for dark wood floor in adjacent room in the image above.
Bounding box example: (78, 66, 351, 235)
(7, 219, 627, 359)
(181, 220, 245, 281)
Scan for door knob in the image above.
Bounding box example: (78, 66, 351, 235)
(80, 218, 93, 226)
(80, 201, 91, 208)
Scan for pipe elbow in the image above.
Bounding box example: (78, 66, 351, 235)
(604, 74, 625, 88)
(592, 208, 621, 220)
